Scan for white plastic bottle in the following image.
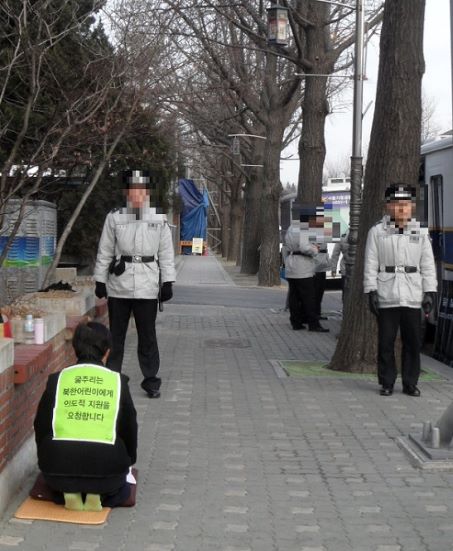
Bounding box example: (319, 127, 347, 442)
(24, 314, 34, 344)
(34, 317, 44, 344)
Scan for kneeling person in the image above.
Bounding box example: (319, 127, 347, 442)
(34, 322, 137, 510)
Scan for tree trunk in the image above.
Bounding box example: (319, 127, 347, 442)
(228, 197, 243, 262)
(297, 2, 331, 204)
(330, 0, 426, 372)
(221, 191, 230, 258)
(258, 113, 284, 287)
(240, 142, 264, 274)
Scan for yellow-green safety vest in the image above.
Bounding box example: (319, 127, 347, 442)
(52, 364, 121, 445)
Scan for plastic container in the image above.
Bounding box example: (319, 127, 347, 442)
(34, 317, 44, 344)
(2, 317, 12, 338)
(24, 314, 34, 344)
(11, 316, 24, 343)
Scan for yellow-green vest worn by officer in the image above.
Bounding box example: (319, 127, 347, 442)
(52, 364, 121, 445)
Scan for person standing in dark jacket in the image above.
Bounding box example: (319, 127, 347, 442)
(34, 322, 137, 511)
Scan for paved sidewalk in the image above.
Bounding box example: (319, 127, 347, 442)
(1, 255, 453, 550)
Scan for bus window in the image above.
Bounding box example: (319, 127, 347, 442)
(430, 175, 444, 272)
(418, 157, 428, 225)
(430, 175, 443, 231)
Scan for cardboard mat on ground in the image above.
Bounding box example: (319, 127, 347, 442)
(14, 498, 111, 525)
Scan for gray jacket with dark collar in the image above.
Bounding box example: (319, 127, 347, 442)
(363, 216, 437, 308)
(94, 207, 175, 299)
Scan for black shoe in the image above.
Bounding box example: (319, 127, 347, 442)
(309, 325, 329, 333)
(380, 386, 393, 396)
(141, 381, 161, 398)
(402, 385, 420, 397)
(292, 325, 306, 330)
(144, 389, 161, 399)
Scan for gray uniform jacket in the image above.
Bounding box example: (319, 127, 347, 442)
(94, 208, 176, 299)
(363, 216, 437, 309)
(314, 244, 331, 273)
(283, 226, 318, 279)
(330, 232, 349, 275)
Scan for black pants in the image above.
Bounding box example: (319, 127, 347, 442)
(314, 272, 326, 317)
(288, 277, 317, 328)
(377, 307, 421, 389)
(107, 297, 161, 390)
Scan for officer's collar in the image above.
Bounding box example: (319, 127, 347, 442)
(120, 205, 154, 219)
(382, 215, 420, 235)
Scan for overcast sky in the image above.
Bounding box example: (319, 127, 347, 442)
(280, 0, 453, 185)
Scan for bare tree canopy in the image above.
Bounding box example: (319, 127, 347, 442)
(0, 0, 178, 290)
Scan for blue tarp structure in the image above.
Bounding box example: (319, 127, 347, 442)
(179, 179, 209, 253)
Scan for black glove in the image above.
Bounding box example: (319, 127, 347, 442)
(368, 291, 379, 317)
(95, 281, 107, 299)
(160, 282, 173, 302)
(422, 292, 437, 315)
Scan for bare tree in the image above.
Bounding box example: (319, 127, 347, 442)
(281, 0, 383, 204)
(158, 1, 304, 284)
(42, 0, 179, 286)
(113, 1, 380, 286)
(421, 89, 442, 143)
(330, 0, 426, 373)
(0, 0, 110, 265)
(323, 155, 352, 184)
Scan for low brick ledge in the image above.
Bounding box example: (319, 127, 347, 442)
(13, 343, 53, 385)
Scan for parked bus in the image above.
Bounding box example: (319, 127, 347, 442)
(420, 134, 453, 363)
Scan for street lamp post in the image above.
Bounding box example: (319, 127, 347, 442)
(344, 0, 365, 295)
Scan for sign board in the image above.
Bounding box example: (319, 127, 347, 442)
(192, 237, 204, 255)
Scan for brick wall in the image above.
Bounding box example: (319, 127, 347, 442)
(0, 299, 108, 475)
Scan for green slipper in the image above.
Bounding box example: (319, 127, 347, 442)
(84, 493, 102, 511)
(63, 492, 84, 511)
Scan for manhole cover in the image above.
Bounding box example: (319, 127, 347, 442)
(204, 338, 251, 349)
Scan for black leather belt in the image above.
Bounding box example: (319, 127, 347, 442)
(383, 266, 417, 273)
(291, 251, 304, 256)
(121, 255, 155, 263)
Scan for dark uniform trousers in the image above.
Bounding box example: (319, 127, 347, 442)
(107, 297, 161, 391)
(314, 272, 326, 317)
(288, 277, 318, 328)
(377, 307, 421, 389)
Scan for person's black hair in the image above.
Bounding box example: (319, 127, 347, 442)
(72, 322, 112, 363)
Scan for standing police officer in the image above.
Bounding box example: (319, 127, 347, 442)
(284, 221, 329, 332)
(364, 183, 437, 397)
(94, 170, 175, 398)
